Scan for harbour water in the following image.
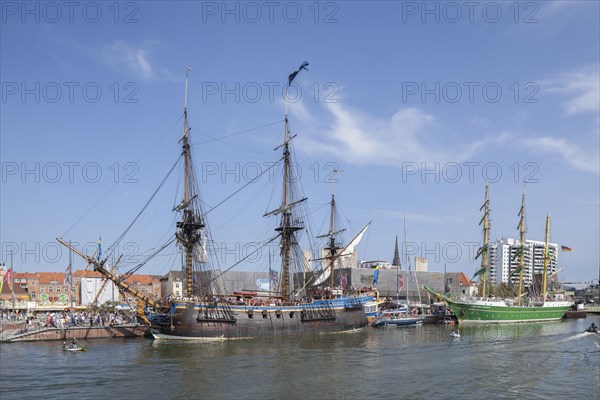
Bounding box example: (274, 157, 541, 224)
(1, 317, 598, 400)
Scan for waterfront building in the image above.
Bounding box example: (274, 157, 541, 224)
(415, 257, 428, 272)
(488, 238, 559, 288)
(160, 270, 270, 298)
(0, 270, 160, 311)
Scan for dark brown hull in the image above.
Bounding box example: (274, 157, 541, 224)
(150, 303, 368, 340)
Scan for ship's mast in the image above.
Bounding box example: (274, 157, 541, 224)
(480, 183, 490, 298)
(541, 214, 551, 298)
(264, 64, 309, 300)
(327, 170, 343, 289)
(281, 110, 293, 299)
(517, 191, 526, 306)
(404, 213, 409, 304)
(10, 250, 15, 313)
(69, 241, 74, 316)
(394, 235, 401, 300)
(176, 67, 204, 297)
(276, 108, 304, 299)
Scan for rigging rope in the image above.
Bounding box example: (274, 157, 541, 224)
(191, 120, 284, 146)
(205, 157, 283, 216)
(208, 234, 280, 285)
(105, 155, 182, 261)
(121, 237, 177, 278)
(61, 115, 184, 238)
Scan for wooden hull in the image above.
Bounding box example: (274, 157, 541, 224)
(149, 302, 368, 340)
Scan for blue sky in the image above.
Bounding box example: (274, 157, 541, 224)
(1, 1, 598, 284)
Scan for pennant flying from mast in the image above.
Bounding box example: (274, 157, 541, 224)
(288, 61, 309, 85)
(97, 237, 103, 261)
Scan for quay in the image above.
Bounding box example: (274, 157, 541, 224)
(0, 322, 149, 343)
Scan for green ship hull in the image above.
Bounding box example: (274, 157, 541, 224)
(423, 286, 570, 324)
(446, 299, 570, 323)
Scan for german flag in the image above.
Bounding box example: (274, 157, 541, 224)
(561, 245, 573, 252)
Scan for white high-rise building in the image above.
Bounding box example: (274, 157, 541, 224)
(488, 238, 558, 288)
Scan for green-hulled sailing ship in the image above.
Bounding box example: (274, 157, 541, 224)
(425, 185, 570, 323)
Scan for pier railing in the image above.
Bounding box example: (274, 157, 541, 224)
(0, 323, 149, 342)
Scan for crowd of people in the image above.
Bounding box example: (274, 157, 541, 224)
(0, 310, 138, 335)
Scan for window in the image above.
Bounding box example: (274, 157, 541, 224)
(41, 287, 45, 293)
(57, 287, 61, 293)
(31, 292, 36, 299)
(48, 287, 53, 293)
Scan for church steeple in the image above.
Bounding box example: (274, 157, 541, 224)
(392, 235, 401, 269)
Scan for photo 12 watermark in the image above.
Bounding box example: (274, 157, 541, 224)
(1, 82, 140, 104)
(1, 241, 141, 266)
(400, 1, 540, 24)
(2, 162, 140, 184)
(1, 1, 140, 24)
(201, 81, 339, 104)
(401, 82, 539, 104)
(401, 162, 540, 184)
(200, 1, 340, 24)
(200, 161, 341, 184)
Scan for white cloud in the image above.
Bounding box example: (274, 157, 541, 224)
(542, 66, 600, 116)
(102, 41, 161, 81)
(297, 101, 509, 168)
(524, 136, 599, 174)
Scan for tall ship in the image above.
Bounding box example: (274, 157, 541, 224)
(59, 64, 374, 339)
(424, 184, 570, 323)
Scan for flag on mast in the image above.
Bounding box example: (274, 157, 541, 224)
(372, 265, 380, 285)
(6, 267, 13, 291)
(64, 264, 72, 286)
(97, 236, 103, 261)
(288, 61, 309, 85)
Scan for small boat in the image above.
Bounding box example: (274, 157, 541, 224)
(63, 341, 86, 351)
(449, 330, 461, 338)
(372, 309, 424, 328)
(438, 316, 457, 325)
(584, 323, 598, 334)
